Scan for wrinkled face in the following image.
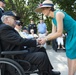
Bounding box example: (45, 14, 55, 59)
(0, 1, 5, 8)
(42, 7, 50, 16)
(6, 16, 16, 28)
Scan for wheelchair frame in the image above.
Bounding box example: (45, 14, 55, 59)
(0, 50, 39, 75)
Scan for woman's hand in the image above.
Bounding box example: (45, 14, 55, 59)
(40, 38, 46, 45)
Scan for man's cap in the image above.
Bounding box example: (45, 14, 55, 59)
(16, 20, 23, 26)
(0, 0, 5, 3)
(35, 0, 54, 13)
(2, 11, 20, 20)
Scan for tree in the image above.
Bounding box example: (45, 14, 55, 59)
(5, 0, 44, 26)
(4, 0, 76, 31)
(53, 0, 76, 19)
(5, 0, 29, 26)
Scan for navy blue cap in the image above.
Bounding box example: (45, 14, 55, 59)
(16, 20, 23, 26)
(2, 11, 20, 20)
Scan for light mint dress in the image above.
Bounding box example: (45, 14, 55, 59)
(52, 10, 76, 59)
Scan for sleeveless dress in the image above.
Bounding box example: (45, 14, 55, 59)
(52, 10, 76, 59)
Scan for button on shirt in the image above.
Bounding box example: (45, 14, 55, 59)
(37, 23, 47, 34)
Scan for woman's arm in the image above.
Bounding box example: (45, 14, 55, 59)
(45, 22, 56, 39)
(40, 12, 65, 44)
(45, 12, 64, 41)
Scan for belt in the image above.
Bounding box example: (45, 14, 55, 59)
(39, 32, 45, 34)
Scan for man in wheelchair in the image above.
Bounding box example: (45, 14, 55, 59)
(0, 11, 60, 75)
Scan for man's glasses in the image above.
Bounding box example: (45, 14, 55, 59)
(18, 24, 22, 26)
(16, 21, 23, 26)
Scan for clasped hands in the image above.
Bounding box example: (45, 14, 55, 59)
(36, 37, 46, 45)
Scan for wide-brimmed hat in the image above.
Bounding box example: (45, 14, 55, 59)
(35, 0, 54, 13)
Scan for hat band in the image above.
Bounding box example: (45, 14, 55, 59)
(42, 3, 54, 7)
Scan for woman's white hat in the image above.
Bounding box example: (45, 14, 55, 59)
(35, 0, 54, 13)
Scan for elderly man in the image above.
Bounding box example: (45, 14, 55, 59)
(0, 11, 60, 75)
(15, 20, 34, 39)
(14, 20, 26, 38)
(0, 0, 5, 24)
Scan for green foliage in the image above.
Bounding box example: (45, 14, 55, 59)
(45, 17, 52, 33)
(4, 0, 44, 26)
(5, 0, 27, 26)
(4, 0, 76, 32)
(52, 0, 76, 19)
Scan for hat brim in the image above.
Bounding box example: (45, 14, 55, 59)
(35, 6, 52, 13)
(15, 16, 20, 20)
(35, 7, 43, 13)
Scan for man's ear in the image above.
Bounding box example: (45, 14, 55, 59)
(5, 17, 9, 23)
(6, 17, 8, 20)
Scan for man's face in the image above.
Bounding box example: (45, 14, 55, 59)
(40, 20, 43, 23)
(0, 1, 5, 8)
(15, 24, 22, 30)
(31, 20, 34, 24)
(6, 16, 16, 28)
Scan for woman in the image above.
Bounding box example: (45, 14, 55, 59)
(35, 0, 76, 75)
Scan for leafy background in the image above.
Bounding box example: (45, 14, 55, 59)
(5, 0, 76, 32)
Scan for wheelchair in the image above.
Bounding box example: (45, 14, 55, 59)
(0, 47, 40, 75)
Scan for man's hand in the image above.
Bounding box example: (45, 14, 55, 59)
(36, 37, 47, 45)
(40, 38, 46, 45)
(36, 38, 42, 45)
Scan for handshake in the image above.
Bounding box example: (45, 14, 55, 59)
(36, 37, 47, 46)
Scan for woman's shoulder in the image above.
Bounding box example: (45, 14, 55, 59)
(54, 10, 65, 18)
(55, 10, 64, 14)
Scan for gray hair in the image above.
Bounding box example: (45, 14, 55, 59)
(1, 15, 9, 23)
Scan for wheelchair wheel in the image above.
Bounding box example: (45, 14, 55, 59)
(0, 58, 25, 75)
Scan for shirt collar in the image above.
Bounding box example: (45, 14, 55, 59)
(0, 7, 4, 10)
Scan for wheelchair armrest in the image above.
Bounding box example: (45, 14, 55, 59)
(1, 50, 28, 55)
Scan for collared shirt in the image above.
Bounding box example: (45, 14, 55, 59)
(21, 32, 34, 39)
(15, 28, 26, 38)
(37, 23, 47, 34)
(0, 7, 4, 11)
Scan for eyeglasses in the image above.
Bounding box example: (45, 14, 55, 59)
(18, 24, 22, 26)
